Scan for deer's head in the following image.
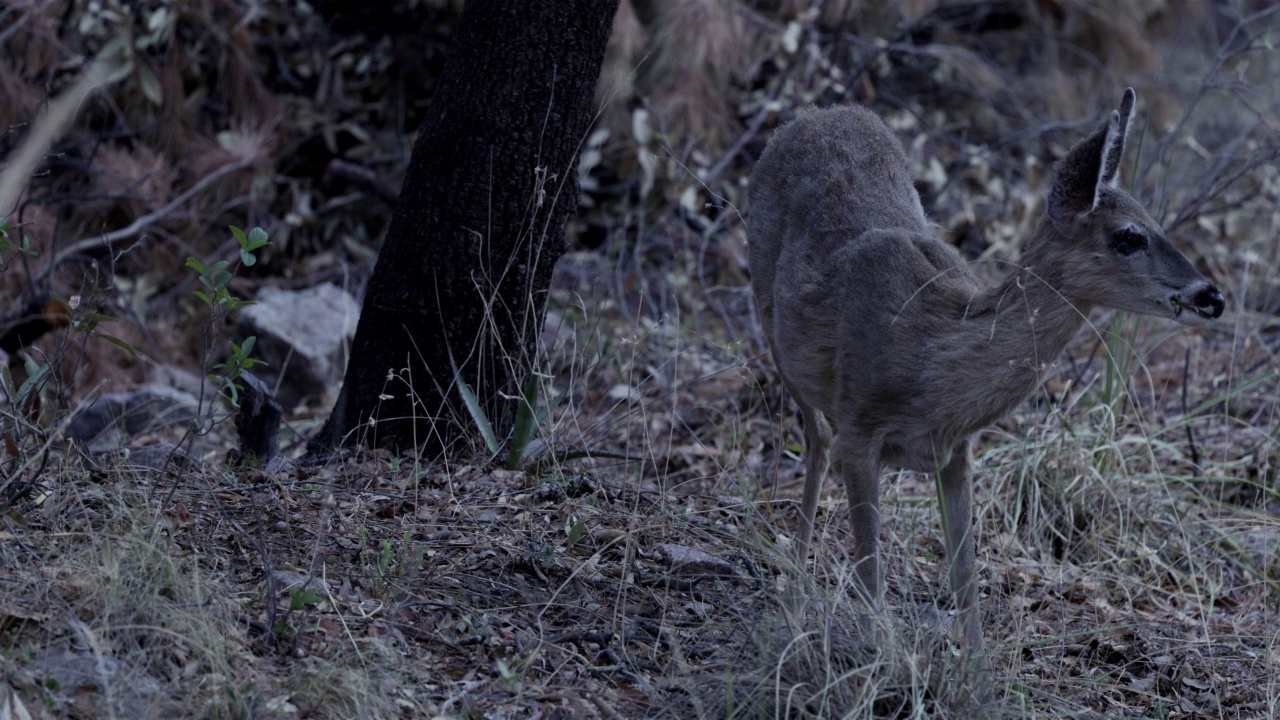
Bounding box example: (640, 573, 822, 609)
(1045, 88, 1224, 327)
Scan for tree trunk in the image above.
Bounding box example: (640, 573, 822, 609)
(310, 0, 619, 457)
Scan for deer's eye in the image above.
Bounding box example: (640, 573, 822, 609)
(1110, 228, 1147, 256)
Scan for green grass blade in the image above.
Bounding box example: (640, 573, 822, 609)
(507, 372, 539, 469)
(1164, 370, 1277, 432)
(452, 362, 499, 454)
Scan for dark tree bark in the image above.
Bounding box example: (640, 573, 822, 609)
(232, 371, 282, 466)
(310, 0, 619, 456)
(0, 293, 68, 356)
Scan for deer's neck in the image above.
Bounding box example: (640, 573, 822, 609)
(948, 234, 1088, 429)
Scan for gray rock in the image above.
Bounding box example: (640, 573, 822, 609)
(65, 385, 200, 450)
(238, 283, 360, 410)
(33, 643, 164, 718)
(126, 441, 196, 474)
(656, 543, 743, 582)
(147, 364, 208, 400)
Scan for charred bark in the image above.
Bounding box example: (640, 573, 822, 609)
(232, 371, 282, 466)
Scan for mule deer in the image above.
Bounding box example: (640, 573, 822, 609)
(748, 89, 1223, 651)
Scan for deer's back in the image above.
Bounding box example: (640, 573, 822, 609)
(748, 105, 931, 300)
(749, 106, 934, 339)
(748, 104, 986, 464)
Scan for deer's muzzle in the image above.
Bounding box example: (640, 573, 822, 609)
(1172, 284, 1225, 321)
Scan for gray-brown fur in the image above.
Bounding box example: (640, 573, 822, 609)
(748, 89, 1223, 652)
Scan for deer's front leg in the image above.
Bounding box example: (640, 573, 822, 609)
(937, 440, 981, 653)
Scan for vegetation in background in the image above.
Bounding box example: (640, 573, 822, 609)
(1, 1, 1277, 718)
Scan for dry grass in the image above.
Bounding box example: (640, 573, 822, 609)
(5, 307, 1273, 718)
(3, 1, 1280, 718)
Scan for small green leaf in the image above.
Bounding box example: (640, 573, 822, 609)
(378, 540, 394, 575)
(229, 226, 247, 247)
(193, 290, 211, 307)
(565, 517, 587, 547)
(100, 334, 140, 358)
(106, 59, 135, 84)
(136, 62, 163, 105)
(16, 361, 50, 403)
(247, 227, 269, 248)
(289, 588, 322, 611)
(240, 247, 257, 266)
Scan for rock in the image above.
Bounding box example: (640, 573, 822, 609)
(126, 441, 196, 474)
(85, 441, 198, 479)
(147, 364, 208, 400)
(33, 643, 164, 718)
(237, 283, 360, 410)
(656, 543, 742, 582)
(65, 384, 200, 450)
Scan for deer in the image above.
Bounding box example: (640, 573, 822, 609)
(747, 89, 1224, 653)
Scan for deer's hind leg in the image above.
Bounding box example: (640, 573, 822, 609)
(788, 380, 831, 574)
(832, 432, 882, 620)
(775, 379, 831, 619)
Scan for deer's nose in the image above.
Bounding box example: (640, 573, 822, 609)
(1193, 285, 1225, 319)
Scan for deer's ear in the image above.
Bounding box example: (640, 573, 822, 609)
(1048, 88, 1137, 226)
(1098, 88, 1135, 189)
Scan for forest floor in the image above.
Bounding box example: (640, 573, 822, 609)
(5, 255, 1277, 719)
(3, 2, 1279, 719)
